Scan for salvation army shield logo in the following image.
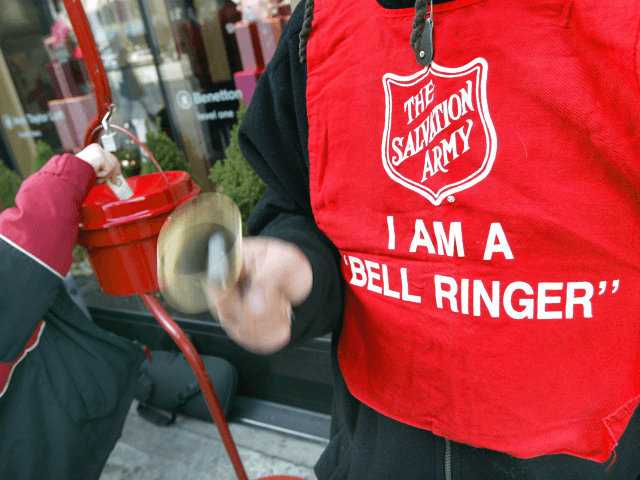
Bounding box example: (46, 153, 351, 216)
(382, 58, 497, 205)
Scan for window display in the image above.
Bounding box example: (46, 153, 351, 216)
(0, 0, 292, 187)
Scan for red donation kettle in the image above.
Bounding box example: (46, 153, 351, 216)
(77, 171, 201, 296)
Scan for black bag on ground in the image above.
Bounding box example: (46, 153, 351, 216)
(134, 350, 238, 426)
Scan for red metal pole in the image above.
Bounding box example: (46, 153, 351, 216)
(140, 293, 250, 480)
(62, 0, 113, 146)
(64, 4, 302, 479)
(63, 2, 269, 478)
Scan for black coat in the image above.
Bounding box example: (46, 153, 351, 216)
(239, 2, 640, 479)
(0, 154, 146, 479)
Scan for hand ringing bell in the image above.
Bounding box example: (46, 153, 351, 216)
(157, 192, 244, 315)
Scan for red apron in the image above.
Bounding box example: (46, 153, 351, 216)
(306, 0, 640, 462)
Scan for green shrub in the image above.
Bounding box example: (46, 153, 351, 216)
(32, 140, 56, 174)
(0, 161, 21, 212)
(140, 117, 195, 179)
(209, 104, 266, 235)
(118, 149, 141, 178)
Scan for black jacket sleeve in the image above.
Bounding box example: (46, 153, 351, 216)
(239, 2, 344, 345)
(0, 154, 96, 362)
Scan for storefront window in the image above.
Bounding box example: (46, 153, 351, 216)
(0, 0, 293, 186)
(0, 0, 59, 177)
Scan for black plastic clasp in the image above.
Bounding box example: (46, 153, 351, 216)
(416, 18, 434, 67)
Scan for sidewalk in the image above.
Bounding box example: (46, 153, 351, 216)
(100, 401, 326, 480)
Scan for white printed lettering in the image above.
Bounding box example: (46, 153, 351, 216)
(414, 89, 425, 122)
(459, 80, 474, 115)
(566, 282, 593, 319)
(401, 268, 422, 303)
(440, 131, 459, 166)
(409, 220, 436, 254)
(461, 278, 470, 315)
(413, 120, 429, 153)
(422, 149, 435, 181)
(434, 277, 594, 320)
(391, 137, 404, 165)
(432, 146, 446, 173)
(348, 256, 367, 287)
(448, 94, 462, 120)
(458, 119, 473, 153)
(365, 261, 383, 294)
(435, 275, 458, 312)
(346, 256, 418, 303)
(404, 97, 415, 124)
(433, 222, 465, 257)
(537, 283, 563, 319)
(425, 81, 435, 105)
(429, 104, 444, 142)
(503, 282, 534, 319)
(483, 223, 514, 260)
(382, 264, 400, 299)
(403, 134, 417, 159)
(473, 280, 500, 317)
(421, 120, 473, 181)
(387, 216, 395, 250)
(441, 99, 451, 129)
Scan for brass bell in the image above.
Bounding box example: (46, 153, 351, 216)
(157, 192, 243, 314)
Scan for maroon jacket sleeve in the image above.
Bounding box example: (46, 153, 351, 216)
(0, 153, 96, 278)
(0, 154, 96, 369)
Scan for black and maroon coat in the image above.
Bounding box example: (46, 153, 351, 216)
(0, 153, 145, 479)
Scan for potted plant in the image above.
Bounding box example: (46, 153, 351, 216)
(209, 104, 266, 235)
(139, 118, 195, 176)
(0, 160, 21, 212)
